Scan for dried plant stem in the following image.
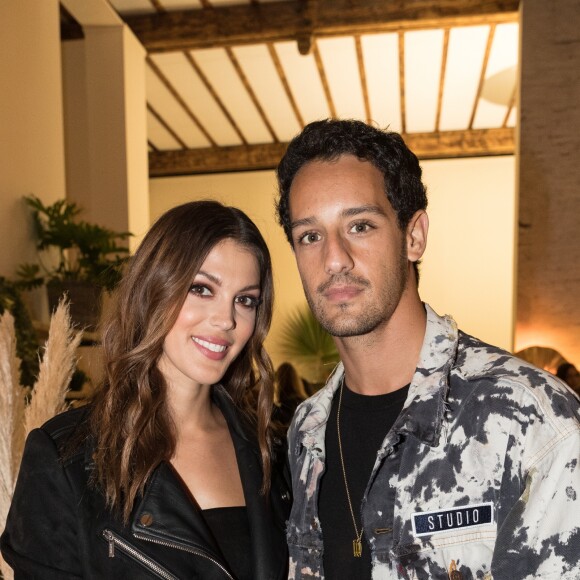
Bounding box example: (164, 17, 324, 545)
(24, 300, 81, 437)
(0, 300, 81, 580)
(0, 312, 24, 580)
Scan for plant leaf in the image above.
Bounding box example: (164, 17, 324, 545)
(278, 304, 339, 384)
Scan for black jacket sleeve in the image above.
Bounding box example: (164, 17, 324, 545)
(1, 428, 83, 579)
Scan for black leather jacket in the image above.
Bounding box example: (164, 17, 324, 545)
(1, 386, 291, 579)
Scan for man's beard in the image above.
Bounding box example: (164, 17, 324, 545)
(304, 246, 409, 338)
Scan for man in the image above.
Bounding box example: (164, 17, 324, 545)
(276, 119, 580, 579)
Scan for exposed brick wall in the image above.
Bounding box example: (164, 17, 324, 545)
(516, 0, 580, 365)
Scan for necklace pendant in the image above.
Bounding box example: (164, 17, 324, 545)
(353, 538, 362, 557)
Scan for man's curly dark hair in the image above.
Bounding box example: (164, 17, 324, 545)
(275, 119, 428, 245)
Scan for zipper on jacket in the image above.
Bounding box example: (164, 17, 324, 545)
(133, 531, 235, 580)
(102, 529, 178, 580)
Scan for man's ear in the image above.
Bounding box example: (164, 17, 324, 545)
(406, 210, 429, 263)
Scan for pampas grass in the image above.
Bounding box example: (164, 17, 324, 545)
(24, 301, 82, 437)
(0, 313, 25, 576)
(0, 312, 23, 580)
(0, 299, 80, 580)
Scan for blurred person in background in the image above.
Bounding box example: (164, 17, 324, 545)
(273, 361, 308, 430)
(557, 362, 580, 394)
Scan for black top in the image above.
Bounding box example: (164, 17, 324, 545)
(319, 382, 409, 579)
(203, 506, 253, 580)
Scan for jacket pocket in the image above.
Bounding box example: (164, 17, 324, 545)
(286, 539, 324, 580)
(393, 527, 497, 579)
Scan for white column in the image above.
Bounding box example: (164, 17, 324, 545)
(63, 21, 149, 251)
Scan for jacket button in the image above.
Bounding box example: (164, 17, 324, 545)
(140, 513, 154, 527)
(281, 491, 290, 502)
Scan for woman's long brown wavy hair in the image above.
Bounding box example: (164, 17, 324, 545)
(88, 201, 275, 522)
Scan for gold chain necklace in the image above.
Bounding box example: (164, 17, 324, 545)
(336, 379, 364, 557)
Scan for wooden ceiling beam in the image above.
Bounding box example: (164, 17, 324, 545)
(149, 128, 515, 177)
(125, 0, 520, 54)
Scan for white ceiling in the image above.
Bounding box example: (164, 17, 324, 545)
(108, 0, 519, 165)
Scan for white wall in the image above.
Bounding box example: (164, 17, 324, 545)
(420, 156, 516, 350)
(150, 155, 516, 366)
(0, 0, 65, 279)
(0, 0, 66, 321)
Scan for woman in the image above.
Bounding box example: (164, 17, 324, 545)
(1, 201, 290, 579)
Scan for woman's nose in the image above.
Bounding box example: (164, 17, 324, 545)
(209, 299, 236, 331)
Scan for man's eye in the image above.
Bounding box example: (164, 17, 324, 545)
(349, 222, 372, 234)
(235, 295, 261, 309)
(189, 284, 212, 297)
(298, 232, 321, 245)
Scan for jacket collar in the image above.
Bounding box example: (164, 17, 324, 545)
(396, 303, 458, 446)
(295, 304, 458, 451)
(131, 461, 223, 556)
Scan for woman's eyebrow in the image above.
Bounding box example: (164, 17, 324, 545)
(196, 270, 221, 286)
(196, 271, 260, 293)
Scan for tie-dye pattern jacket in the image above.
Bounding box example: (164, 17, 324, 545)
(286, 304, 580, 579)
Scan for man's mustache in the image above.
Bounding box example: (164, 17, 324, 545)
(317, 274, 371, 294)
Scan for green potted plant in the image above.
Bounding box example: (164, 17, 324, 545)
(278, 304, 340, 390)
(0, 276, 40, 388)
(17, 195, 132, 330)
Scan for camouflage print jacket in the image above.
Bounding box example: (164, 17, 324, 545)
(286, 304, 580, 580)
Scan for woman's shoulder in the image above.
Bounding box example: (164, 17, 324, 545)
(40, 404, 90, 438)
(35, 405, 92, 459)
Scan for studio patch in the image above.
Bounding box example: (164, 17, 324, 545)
(411, 503, 494, 537)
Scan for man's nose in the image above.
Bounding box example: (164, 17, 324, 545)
(324, 233, 354, 275)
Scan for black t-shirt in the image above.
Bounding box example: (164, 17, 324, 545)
(319, 382, 409, 579)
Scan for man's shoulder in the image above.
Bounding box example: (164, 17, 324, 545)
(456, 329, 558, 387)
(454, 330, 580, 423)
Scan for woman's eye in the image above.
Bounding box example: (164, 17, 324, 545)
(189, 284, 212, 297)
(298, 231, 321, 245)
(235, 295, 260, 309)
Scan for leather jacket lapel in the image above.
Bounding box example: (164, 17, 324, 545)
(131, 462, 223, 560)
